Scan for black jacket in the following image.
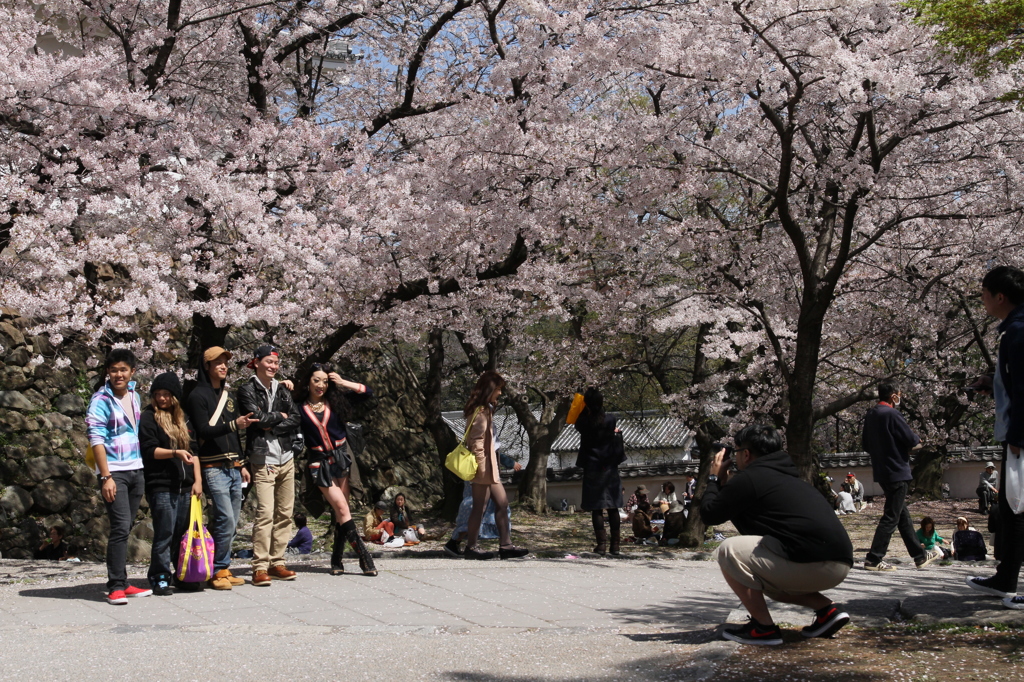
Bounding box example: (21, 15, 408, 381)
(139, 408, 197, 494)
(862, 403, 919, 485)
(236, 376, 302, 464)
(700, 450, 853, 566)
(997, 304, 1024, 448)
(184, 361, 244, 466)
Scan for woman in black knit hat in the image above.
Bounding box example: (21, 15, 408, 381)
(140, 372, 203, 594)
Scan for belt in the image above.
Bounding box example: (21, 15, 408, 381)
(201, 460, 245, 469)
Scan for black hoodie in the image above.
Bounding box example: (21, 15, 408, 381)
(700, 450, 853, 566)
(184, 359, 245, 466)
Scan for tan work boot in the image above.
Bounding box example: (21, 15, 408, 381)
(208, 569, 234, 590)
(224, 570, 245, 586)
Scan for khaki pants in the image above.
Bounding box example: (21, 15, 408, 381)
(251, 458, 296, 573)
(715, 535, 850, 601)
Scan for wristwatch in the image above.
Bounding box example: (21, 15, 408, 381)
(707, 474, 719, 483)
(99, 475, 111, 483)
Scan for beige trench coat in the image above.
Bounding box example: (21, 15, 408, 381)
(466, 408, 500, 486)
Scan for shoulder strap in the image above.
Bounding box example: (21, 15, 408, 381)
(209, 388, 230, 427)
(460, 407, 483, 445)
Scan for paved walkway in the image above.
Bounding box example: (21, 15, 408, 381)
(0, 555, 1019, 681)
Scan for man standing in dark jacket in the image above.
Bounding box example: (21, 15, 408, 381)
(862, 382, 933, 572)
(701, 425, 853, 646)
(237, 345, 303, 586)
(966, 266, 1024, 609)
(185, 347, 255, 591)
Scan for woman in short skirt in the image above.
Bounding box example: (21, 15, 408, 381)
(294, 363, 376, 576)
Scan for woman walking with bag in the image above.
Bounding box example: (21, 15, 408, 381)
(140, 372, 204, 593)
(294, 364, 377, 576)
(463, 371, 529, 560)
(574, 387, 625, 555)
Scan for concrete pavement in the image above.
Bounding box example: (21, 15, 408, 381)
(0, 554, 1018, 681)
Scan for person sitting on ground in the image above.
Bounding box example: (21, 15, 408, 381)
(952, 517, 987, 561)
(363, 501, 395, 544)
(700, 424, 854, 646)
(35, 525, 68, 561)
(390, 493, 427, 543)
(286, 514, 313, 555)
(652, 482, 683, 517)
(632, 500, 657, 543)
(835, 483, 857, 515)
(845, 473, 865, 510)
(916, 516, 950, 560)
(624, 485, 648, 522)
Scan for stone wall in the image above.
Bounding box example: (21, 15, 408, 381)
(0, 314, 153, 560)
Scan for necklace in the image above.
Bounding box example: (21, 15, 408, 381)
(308, 400, 325, 411)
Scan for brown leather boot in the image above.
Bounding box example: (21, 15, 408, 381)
(252, 570, 271, 587)
(609, 525, 621, 556)
(593, 520, 608, 555)
(268, 565, 296, 581)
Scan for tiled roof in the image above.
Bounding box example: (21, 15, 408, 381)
(818, 445, 1005, 469)
(442, 409, 694, 466)
(547, 462, 699, 483)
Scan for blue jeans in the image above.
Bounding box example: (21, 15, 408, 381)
(147, 489, 191, 584)
(103, 469, 146, 591)
(201, 466, 243, 571)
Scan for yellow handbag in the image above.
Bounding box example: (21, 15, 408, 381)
(566, 393, 586, 424)
(445, 407, 483, 481)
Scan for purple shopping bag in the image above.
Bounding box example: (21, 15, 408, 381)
(177, 495, 215, 583)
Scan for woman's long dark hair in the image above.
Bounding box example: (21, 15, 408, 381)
(390, 493, 414, 526)
(582, 387, 605, 423)
(292, 363, 351, 422)
(464, 370, 506, 417)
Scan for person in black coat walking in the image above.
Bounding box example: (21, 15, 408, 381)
(574, 388, 625, 555)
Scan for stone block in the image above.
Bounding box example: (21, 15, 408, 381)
(4, 347, 31, 367)
(69, 431, 90, 455)
(71, 466, 98, 488)
(0, 409, 37, 432)
(127, 536, 151, 563)
(19, 432, 53, 458)
(24, 455, 74, 482)
(30, 335, 53, 355)
(0, 485, 32, 518)
(53, 394, 86, 416)
(31, 479, 76, 513)
(0, 391, 35, 411)
(37, 413, 73, 432)
(0, 322, 25, 348)
(131, 518, 154, 542)
(22, 388, 50, 410)
(0, 459, 32, 486)
(3, 446, 28, 461)
(84, 515, 110, 546)
(0, 366, 31, 390)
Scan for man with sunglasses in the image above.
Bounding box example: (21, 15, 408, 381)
(701, 425, 853, 646)
(861, 382, 932, 572)
(238, 345, 303, 586)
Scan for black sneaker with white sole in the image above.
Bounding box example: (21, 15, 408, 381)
(721, 619, 783, 646)
(965, 576, 1015, 598)
(801, 604, 850, 638)
(443, 538, 464, 558)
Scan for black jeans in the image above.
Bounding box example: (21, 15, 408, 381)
(993, 444, 1024, 592)
(147, 489, 191, 585)
(103, 469, 146, 591)
(866, 480, 926, 565)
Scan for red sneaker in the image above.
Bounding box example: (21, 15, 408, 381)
(124, 585, 153, 598)
(106, 590, 128, 605)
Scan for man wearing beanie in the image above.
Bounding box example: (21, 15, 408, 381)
(237, 345, 303, 586)
(184, 347, 256, 590)
(140, 372, 202, 594)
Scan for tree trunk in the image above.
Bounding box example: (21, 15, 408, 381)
(911, 446, 946, 500)
(677, 430, 716, 548)
(506, 390, 571, 514)
(423, 329, 465, 520)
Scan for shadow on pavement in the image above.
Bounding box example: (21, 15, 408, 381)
(19, 582, 108, 602)
(601, 591, 740, 629)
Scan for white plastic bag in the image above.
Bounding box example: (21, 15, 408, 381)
(1007, 450, 1024, 514)
(403, 528, 420, 544)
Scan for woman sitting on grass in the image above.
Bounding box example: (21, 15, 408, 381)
(916, 516, 950, 560)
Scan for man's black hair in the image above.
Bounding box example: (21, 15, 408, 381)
(105, 348, 138, 370)
(294, 514, 307, 527)
(982, 265, 1024, 306)
(877, 381, 899, 402)
(663, 481, 675, 493)
(734, 424, 783, 457)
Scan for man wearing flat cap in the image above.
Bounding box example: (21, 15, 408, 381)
(185, 346, 256, 590)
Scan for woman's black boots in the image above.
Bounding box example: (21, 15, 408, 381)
(342, 519, 378, 576)
(330, 524, 345, 575)
(592, 511, 609, 554)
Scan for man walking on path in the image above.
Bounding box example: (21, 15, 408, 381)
(862, 382, 933, 571)
(185, 347, 256, 591)
(966, 266, 1024, 609)
(238, 345, 303, 586)
(701, 425, 853, 646)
